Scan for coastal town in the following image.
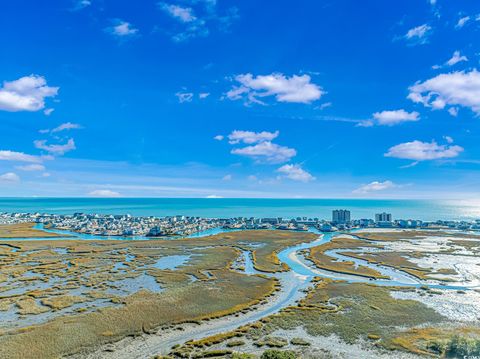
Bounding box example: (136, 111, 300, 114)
(0, 209, 479, 238)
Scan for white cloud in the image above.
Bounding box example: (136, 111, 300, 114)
(34, 138, 76, 155)
(370, 109, 420, 126)
(41, 122, 82, 134)
(199, 92, 210, 99)
(446, 51, 468, 66)
(213, 135, 224, 141)
(231, 141, 296, 164)
(88, 189, 121, 198)
(44, 108, 54, 116)
(176, 92, 194, 103)
(206, 194, 223, 198)
(0, 150, 44, 163)
(15, 164, 45, 172)
(0, 75, 58, 112)
(456, 16, 470, 29)
(227, 73, 324, 104)
(404, 24, 432, 44)
(157, 1, 238, 42)
(277, 164, 315, 182)
(159, 3, 196, 23)
(73, 0, 91, 10)
(408, 69, 480, 114)
(318, 102, 332, 110)
(107, 20, 138, 37)
(353, 180, 397, 194)
(222, 174, 232, 181)
(448, 107, 459, 117)
(443, 136, 454, 144)
(0, 172, 20, 183)
(385, 140, 463, 161)
(228, 130, 279, 144)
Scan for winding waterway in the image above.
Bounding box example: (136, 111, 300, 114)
(65, 226, 480, 358)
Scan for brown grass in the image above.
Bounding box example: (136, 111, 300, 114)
(306, 237, 387, 279)
(0, 223, 63, 238)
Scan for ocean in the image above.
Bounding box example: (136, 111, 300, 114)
(0, 198, 479, 221)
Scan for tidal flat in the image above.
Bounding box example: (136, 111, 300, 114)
(1, 224, 480, 358)
(0, 225, 315, 358)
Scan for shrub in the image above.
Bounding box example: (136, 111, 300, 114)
(260, 349, 297, 359)
(444, 335, 480, 358)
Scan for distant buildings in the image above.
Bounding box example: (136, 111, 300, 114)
(375, 212, 392, 222)
(0, 210, 478, 235)
(332, 209, 351, 224)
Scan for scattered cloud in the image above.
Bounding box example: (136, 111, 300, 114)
(227, 130, 296, 164)
(448, 107, 459, 117)
(41, 122, 83, 134)
(176, 92, 194, 103)
(106, 20, 138, 38)
(404, 24, 432, 45)
(317, 102, 332, 110)
(158, 1, 238, 42)
(226, 73, 324, 105)
(277, 164, 315, 182)
(159, 3, 196, 23)
(0, 150, 44, 163)
(0, 172, 20, 183)
(455, 16, 470, 29)
(362, 109, 420, 127)
(433, 51, 468, 69)
(228, 130, 279, 144)
(88, 189, 121, 198)
(213, 135, 224, 141)
(232, 141, 296, 164)
(408, 69, 480, 114)
(222, 174, 232, 181)
(34, 138, 76, 156)
(15, 164, 45, 171)
(0, 75, 58, 112)
(385, 140, 463, 161)
(44, 108, 54, 116)
(443, 135, 454, 144)
(353, 180, 398, 194)
(446, 51, 468, 66)
(72, 0, 91, 11)
(199, 92, 210, 99)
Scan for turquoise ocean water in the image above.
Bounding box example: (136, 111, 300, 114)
(0, 198, 479, 221)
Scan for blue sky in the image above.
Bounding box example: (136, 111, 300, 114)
(0, 0, 479, 198)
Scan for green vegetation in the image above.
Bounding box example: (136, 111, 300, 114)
(442, 335, 480, 358)
(254, 337, 288, 348)
(231, 353, 255, 359)
(289, 338, 310, 346)
(260, 349, 297, 359)
(226, 340, 246, 347)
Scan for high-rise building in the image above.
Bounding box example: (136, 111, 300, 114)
(375, 212, 392, 222)
(332, 209, 351, 224)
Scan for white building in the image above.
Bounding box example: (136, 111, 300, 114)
(332, 209, 351, 224)
(375, 212, 392, 222)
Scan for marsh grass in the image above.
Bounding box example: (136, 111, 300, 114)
(306, 237, 386, 279)
(0, 223, 64, 238)
(0, 231, 305, 358)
